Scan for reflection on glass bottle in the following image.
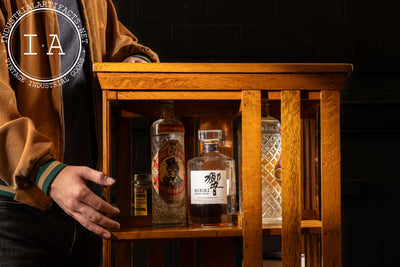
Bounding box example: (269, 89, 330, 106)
(150, 101, 186, 226)
(261, 102, 282, 225)
(187, 130, 236, 226)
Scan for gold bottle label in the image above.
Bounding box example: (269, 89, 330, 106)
(134, 188, 148, 216)
(152, 140, 185, 205)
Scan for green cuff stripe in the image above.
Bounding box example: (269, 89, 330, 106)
(35, 160, 67, 195)
(0, 189, 15, 198)
(130, 54, 152, 63)
(0, 181, 16, 198)
(35, 159, 55, 185)
(41, 163, 66, 194)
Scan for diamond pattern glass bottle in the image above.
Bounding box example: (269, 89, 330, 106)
(261, 104, 282, 226)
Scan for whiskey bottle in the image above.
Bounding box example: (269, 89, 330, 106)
(150, 101, 186, 226)
(187, 130, 236, 226)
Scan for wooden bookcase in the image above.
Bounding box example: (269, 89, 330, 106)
(94, 63, 352, 267)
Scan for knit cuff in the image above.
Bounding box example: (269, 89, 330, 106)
(34, 159, 67, 195)
(130, 54, 152, 63)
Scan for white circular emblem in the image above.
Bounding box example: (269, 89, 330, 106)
(6, 8, 82, 83)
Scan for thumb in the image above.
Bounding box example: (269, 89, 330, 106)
(80, 167, 115, 186)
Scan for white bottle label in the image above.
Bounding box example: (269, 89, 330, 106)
(190, 170, 227, 204)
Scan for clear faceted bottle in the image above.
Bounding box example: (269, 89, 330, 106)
(187, 130, 236, 226)
(150, 101, 186, 226)
(261, 103, 282, 226)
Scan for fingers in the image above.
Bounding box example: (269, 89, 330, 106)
(74, 183, 120, 237)
(68, 189, 120, 238)
(73, 204, 120, 239)
(78, 167, 115, 186)
(80, 188, 120, 215)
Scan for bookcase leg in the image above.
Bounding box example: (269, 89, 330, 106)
(321, 90, 341, 267)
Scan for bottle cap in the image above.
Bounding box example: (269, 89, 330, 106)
(133, 174, 152, 184)
(199, 130, 222, 141)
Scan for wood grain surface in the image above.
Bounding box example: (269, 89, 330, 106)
(281, 90, 302, 267)
(321, 90, 342, 267)
(241, 90, 262, 267)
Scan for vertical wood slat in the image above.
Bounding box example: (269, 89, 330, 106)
(241, 90, 262, 267)
(281, 90, 302, 267)
(116, 116, 133, 267)
(310, 116, 321, 267)
(303, 112, 321, 267)
(102, 91, 112, 267)
(321, 90, 342, 267)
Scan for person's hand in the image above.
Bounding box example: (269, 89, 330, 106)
(48, 166, 120, 239)
(123, 56, 149, 63)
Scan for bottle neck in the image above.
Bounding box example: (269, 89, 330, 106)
(202, 141, 219, 153)
(261, 102, 270, 118)
(160, 103, 174, 119)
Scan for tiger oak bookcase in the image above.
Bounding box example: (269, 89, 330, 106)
(94, 63, 352, 267)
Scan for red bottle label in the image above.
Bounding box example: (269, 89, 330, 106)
(157, 124, 184, 135)
(152, 140, 185, 204)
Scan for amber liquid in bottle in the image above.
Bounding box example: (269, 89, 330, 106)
(187, 130, 236, 226)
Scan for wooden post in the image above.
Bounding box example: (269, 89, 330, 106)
(116, 115, 133, 267)
(102, 91, 112, 267)
(241, 90, 262, 266)
(281, 90, 302, 267)
(321, 90, 342, 267)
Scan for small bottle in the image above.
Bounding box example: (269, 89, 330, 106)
(261, 102, 282, 226)
(187, 130, 236, 226)
(132, 174, 152, 216)
(150, 101, 186, 226)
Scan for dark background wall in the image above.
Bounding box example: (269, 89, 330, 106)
(113, 0, 400, 266)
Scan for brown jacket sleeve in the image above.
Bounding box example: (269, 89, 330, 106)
(0, 7, 64, 210)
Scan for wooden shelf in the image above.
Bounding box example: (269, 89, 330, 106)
(263, 220, 322, 236)
(93, 62, 353, 74)
(111, 220, 322, 240)
(112, 226, 242, 240)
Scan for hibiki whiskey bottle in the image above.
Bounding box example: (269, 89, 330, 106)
(187, 130, 236, 226)
(150, 101, 186, 226)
